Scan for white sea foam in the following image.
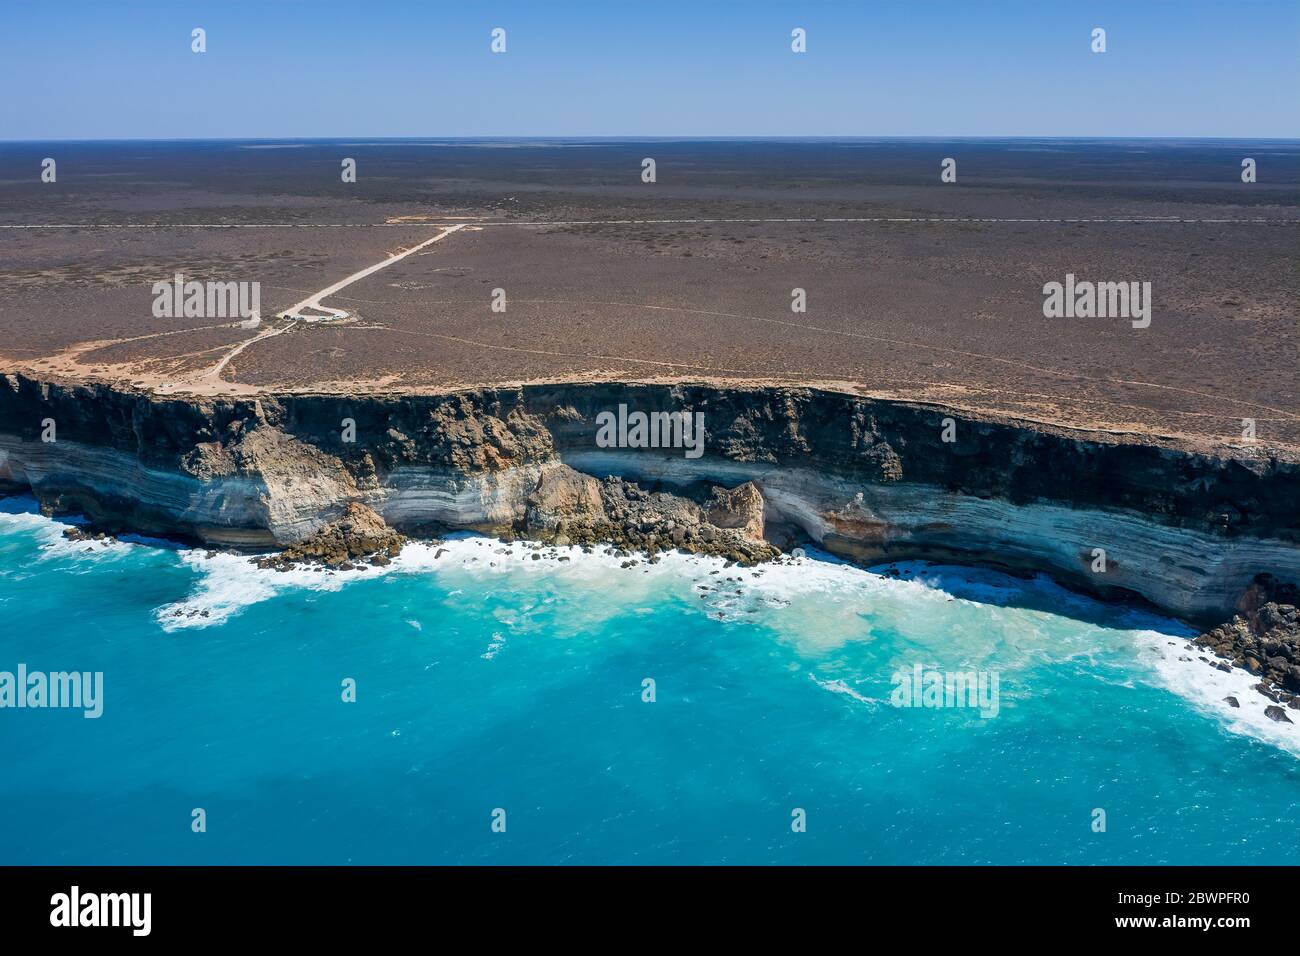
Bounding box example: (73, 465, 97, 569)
(151, 536, 1300, 746)
(5, 499, 1295, 757)
(482, 631, 506, 660)
(1135, 629, 1300, 755)
(0, 497, 136, 566)
(151, 534, 592, 631)
(810, 674, 882, 707)
(155, 549, 388, 631)
(38, 533, 135, 564)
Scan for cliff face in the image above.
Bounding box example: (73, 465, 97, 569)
(1, 373, 1296, 624)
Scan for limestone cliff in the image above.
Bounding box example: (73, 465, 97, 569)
(0, 373, 1296, 627)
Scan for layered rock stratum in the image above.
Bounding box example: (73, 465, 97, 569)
(1, 373, 1297, 661)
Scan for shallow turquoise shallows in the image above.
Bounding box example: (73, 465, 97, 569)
(2, 496, 1298, 865)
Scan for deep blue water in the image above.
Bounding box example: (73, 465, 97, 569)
(2, 496, 1298, 865)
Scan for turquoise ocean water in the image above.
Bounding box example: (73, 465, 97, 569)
(2, 495, 1298, 865)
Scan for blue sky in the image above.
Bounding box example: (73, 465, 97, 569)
(2, 0, 1297, 139)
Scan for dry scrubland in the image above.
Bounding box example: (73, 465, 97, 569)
(0, 139, 1296, 452)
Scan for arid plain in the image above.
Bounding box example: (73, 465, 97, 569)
(1, 138, 1296, 452)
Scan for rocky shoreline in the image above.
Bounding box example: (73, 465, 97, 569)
(249, 471, 779, 573)
(253, 501, 407, 572)
(2, 372, 1297, 652)
(51, 496, 1300, 714)
(1192, 574, 1300, 718)
(519, 468, 779, 565)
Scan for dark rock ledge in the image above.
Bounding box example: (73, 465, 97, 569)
(1194, 574, 1300, 710)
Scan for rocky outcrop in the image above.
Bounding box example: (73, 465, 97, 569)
(181, 422, 362, 543)
(1266, 705, 1294, 723)
(255, 502, 405, 571)
(522, 465, 778, 565)
(1194, 575, 1300, 704)
(0, 373, 1296, 625)
(704, 481, 765, 542)
(524, 464, 606, 532)
(61, 526, 115, 545)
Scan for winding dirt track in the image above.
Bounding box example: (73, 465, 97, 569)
(153, 224, 468, 395)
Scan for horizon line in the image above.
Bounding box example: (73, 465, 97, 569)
(3, 134, 1300, 145)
